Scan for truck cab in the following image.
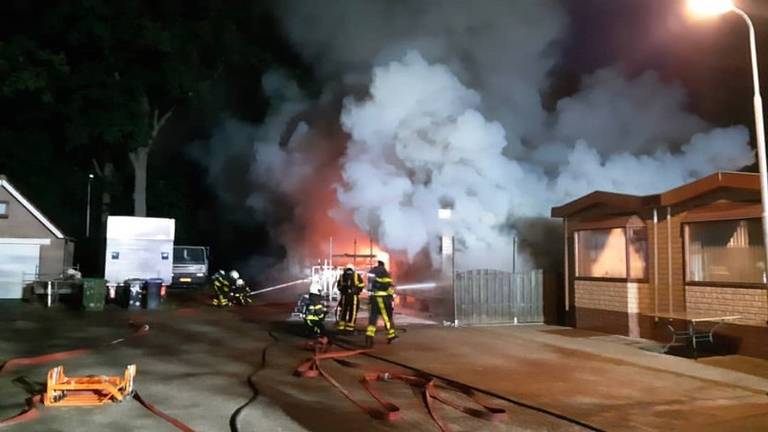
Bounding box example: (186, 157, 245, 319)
(172, 246, 209, 287)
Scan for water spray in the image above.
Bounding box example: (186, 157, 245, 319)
(248, 278, 310, 296)
(395, 282, 437, 291)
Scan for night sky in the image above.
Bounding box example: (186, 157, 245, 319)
(1, 0, 767, 276)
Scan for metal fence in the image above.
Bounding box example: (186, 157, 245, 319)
(454, 269, 543, 326)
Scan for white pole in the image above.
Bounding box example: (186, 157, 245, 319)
(653, 208, 659, 321)
(564, 218, 569, 313)
(667, 207, 673, 314)
(86, 174, 93, 238)
(732, 8, 768, 320)
(452, 235, 457, 327)
(512, 236, 518, 274)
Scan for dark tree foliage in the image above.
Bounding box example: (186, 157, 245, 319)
(0, 0, 311, 273)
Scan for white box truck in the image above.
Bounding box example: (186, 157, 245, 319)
(104, 216, 175, 286)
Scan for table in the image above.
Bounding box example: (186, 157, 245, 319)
(654, 312, 742, 359)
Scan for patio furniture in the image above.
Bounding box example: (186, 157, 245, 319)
(655, 312, 741, 359)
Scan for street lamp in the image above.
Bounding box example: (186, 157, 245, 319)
(687, 0, 735, 17)
(687, 0, 768, 288)
(438, 207, 458, 326)
(86, 174, 94, 238)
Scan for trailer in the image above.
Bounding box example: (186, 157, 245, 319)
(104, 216, 175, 287)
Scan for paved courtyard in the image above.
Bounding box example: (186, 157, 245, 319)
(1, 296, 767, 431)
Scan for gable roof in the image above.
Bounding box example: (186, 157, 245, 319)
(659, 171, 759, 206)
(551, 171, 760, 218)
(0, 175, 65, 239)
(551, 191, 658, 218)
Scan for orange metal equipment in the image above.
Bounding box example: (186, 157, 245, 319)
(44, 364, 136, 406)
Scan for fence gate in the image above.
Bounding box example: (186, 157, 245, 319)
(454, 269, 543, 326)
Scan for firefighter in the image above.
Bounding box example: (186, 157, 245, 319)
(336, 264, 365, 333)
(211, 270, 231, 307)
(365, 260, 397, 347)
(232, 278, 253, 305)
(303, 276, 327, 338)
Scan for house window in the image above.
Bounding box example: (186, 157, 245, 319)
(0, 201, 7, 218)
(685, 219, 765, 284)
(575, 227, 648, 280)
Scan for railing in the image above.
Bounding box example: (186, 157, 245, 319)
(454, 269, 543, 326)
(21, 268, 82, 305)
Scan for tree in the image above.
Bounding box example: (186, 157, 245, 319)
(1, 0, 314, 273)
(44, 0, 217, 216)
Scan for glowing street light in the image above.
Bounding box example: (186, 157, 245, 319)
(686, 0, 734, 18)
(686, 1, 768, 293)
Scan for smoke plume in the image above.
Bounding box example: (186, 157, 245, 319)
(198, 1, 755, 273)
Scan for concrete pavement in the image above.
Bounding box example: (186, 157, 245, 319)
(368, 325, 768, 431)
(1, 298, 767, 431)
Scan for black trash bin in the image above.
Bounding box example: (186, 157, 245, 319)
(125, 279, 146, 310)
(145, 278, 163, 309)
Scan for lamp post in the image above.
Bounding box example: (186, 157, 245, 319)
(688, 1, 768, 286)
(86, 174, 94, 238)
(438, 208, 457, 325)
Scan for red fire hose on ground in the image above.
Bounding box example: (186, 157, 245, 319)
(0, 321, 196, 431)
(293, 335, 606, 432)
(294, 338, 509, 432)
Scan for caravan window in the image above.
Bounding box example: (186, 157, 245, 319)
(685, 219, 765, 284)
(0, 201, 7, 218)
(575, 227, 648, 280)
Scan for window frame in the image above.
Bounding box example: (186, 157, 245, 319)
(683, 218, 767, 288)
(574, 226, 649, 283)
(0, 200, 8, 218)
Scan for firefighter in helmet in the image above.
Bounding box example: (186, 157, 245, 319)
(365, 260, 397, 347)
(303, 275, 327, 338)
(336, 264, 365, 333)
(232, 278, 253, 305)
(211, 270, 232, 307)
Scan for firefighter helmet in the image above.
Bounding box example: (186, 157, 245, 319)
(235, 278, 245, 288)
(344, 264, 355, 275)
(229, 270, 240, 280)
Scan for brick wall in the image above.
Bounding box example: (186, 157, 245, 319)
(653, 211, 687, 314)
(686, 286, 767, 326)
(574, 280, 651, 313)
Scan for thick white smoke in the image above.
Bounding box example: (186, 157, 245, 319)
(552, 68, 708, 155)
(275, 0, 566, 149)
(335, 51, 753, 270)
(337, 52, 548, 269)
(198, 1, 756, 273)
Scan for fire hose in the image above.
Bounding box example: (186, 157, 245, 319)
(0, 322, 196, 431)
(292, 336, 605, 432)
(228, 330, 279, 432)
(294, 342, 509, 432)
(332, 339, 606, 432)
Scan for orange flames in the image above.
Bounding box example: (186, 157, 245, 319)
(281, 149, 397, 274)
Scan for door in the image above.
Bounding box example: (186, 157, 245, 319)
(0, 243, 40, 298)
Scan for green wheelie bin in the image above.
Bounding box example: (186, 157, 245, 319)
(82, 278, 106, 311)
